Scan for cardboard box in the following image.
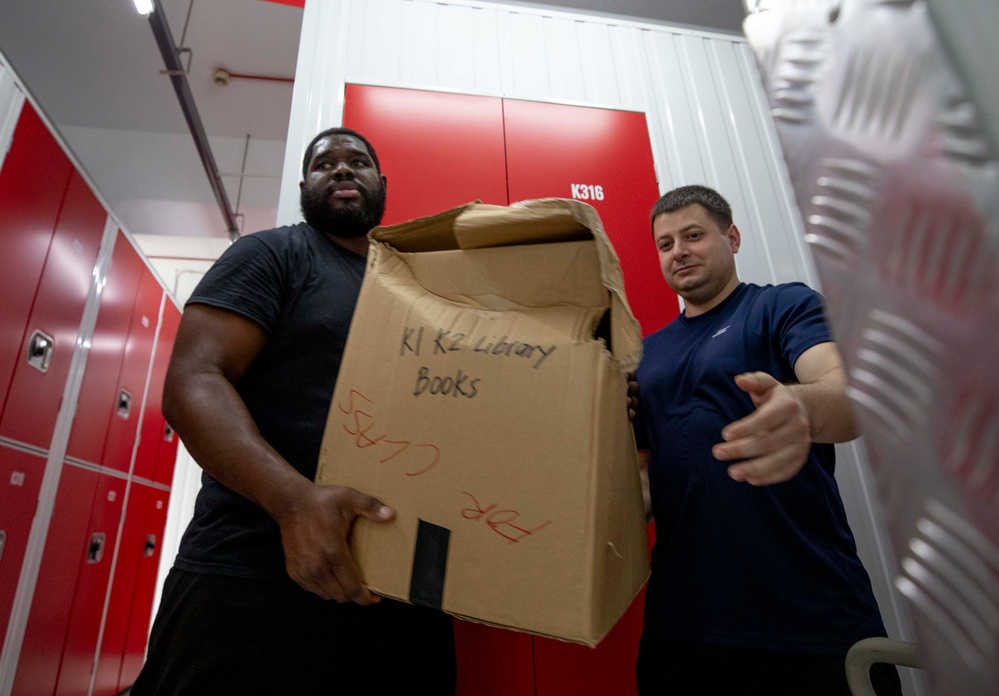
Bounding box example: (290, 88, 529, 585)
(316, 198, 649, 646)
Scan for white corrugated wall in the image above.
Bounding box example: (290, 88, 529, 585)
(276, 2, 920, 676)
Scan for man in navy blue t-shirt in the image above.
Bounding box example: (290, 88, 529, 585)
(634, 185, 901, 695)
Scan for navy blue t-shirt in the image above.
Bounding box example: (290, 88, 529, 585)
(174, 223, 366, 582)
(635, 282, 887, 654)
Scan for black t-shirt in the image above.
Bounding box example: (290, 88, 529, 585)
(174, 223, 367, 581)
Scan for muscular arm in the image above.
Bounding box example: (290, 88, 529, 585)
(163, 304, 391, 604)
(712, 341, 857, 485)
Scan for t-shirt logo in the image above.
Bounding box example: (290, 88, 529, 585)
(711, 325, 730, 338)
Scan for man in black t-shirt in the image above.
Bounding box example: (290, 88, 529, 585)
(131, 129, 456, 695)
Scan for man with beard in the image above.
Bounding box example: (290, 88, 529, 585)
(130, 129, 456, 695)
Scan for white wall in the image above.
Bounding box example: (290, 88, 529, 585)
(278, 3, 918, 689)
(0, 57, 25, 172)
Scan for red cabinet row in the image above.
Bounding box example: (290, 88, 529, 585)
(0, 101, 181, 696)
(344, 84, 669, 696)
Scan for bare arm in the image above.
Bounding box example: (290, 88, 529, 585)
(163, 304, 391, 604)
(712, 341, 857, 485)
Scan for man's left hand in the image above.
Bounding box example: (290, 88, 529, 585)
(712, 372, 811, 485)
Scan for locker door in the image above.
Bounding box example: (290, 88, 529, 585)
(0, 103, 74, 418)
(342, 84, 509, 225)
(148, 301, 181, 486)
(53, 472, 127, 696)
(12, 464, 100, 696)
(0, 447, 45, 645)
(66, 232, 143, 466)
(503, 99, 678, 337)
(0, 170, 107, 450)
(116, 486, 170, 694)
(101, 261, 163, 474)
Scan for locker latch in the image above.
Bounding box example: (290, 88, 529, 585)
(163, 423, 175, 442)
(116, 389, 132, 419)
(86, 532, 106, 564)
(26, 330, 55, 372)
(0, 530, 6, 565)
(144, 534, 157, 558)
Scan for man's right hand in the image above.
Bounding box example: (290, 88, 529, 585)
(275, 484, 394, 604)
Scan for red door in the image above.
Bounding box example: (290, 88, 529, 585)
(342, 84, 509, 225)
(53, 473, 127, 696)
(66, 232, 143, 466)
(116, 485, 170, 694)
(12, 465, 100, 696)
(0, 103, 74, 419)
(342, 86, 666, 696)
(0, 171, 107, 451)
(149, 301, 182, 486)
(102, 260, 163, 474)
(0, 447, 46, 644)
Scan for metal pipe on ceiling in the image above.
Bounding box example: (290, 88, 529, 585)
(146, 0, 240, 240)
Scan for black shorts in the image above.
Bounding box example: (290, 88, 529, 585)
(130, 568, 456, 696)
(636, 635, 903, 696)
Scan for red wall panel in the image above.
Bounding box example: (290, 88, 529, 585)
(0, 171, 106, 450)
(66, 232, 143, 465)
(0, 447, 45, 644)
(503, 99, 678, 337)
(0, 103, 74, 420)
(342, 84, 510, 224)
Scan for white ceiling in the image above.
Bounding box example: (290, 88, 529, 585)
(0, 0, 746, 238)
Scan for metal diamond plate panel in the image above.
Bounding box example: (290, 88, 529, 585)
(744, 2, 999, 694)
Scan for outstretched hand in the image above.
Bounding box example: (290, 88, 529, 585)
(712, 371, 811, 485)
(276, 484, 394, 603)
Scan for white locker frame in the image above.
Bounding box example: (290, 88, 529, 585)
(277, 3, 920, 690)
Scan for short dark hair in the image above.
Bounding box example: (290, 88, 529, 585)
(301, 127, 381, 178)
(650, 185, 733, 232)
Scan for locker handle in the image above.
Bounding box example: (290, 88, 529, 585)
(86, 532, 106, 564)
(26, 330, 55, 372)
(144, 534, 157, 558)
(0, 530, 6, 565)
(163, 423, 175, 442)
(116, 389, 132, 419)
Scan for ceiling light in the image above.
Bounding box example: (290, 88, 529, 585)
(133, 0, 154, 16)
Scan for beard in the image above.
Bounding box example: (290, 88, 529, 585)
(300, 182, 386, 238)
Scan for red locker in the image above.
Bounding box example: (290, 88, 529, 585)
(66, 232, 143, 466)
(148, 301, 182, 486)
(0, 103, 74, 418)
(503, 99, 677, 337)
(101, 262, 163, 474)
(115, 485, 170, 694)
(12, 465, 100, 696)
(0, 447, 45, 644)
(0, 171, 107, 451)
(53, 472, 127, 696)
(342, 84, 509, 225)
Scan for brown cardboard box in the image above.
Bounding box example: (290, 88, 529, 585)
(316, 198, 649, 646)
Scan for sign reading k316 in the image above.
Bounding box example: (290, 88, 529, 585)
(570, 183, 604, 201)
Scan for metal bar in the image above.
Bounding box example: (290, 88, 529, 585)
(147, 0, 239, 239)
